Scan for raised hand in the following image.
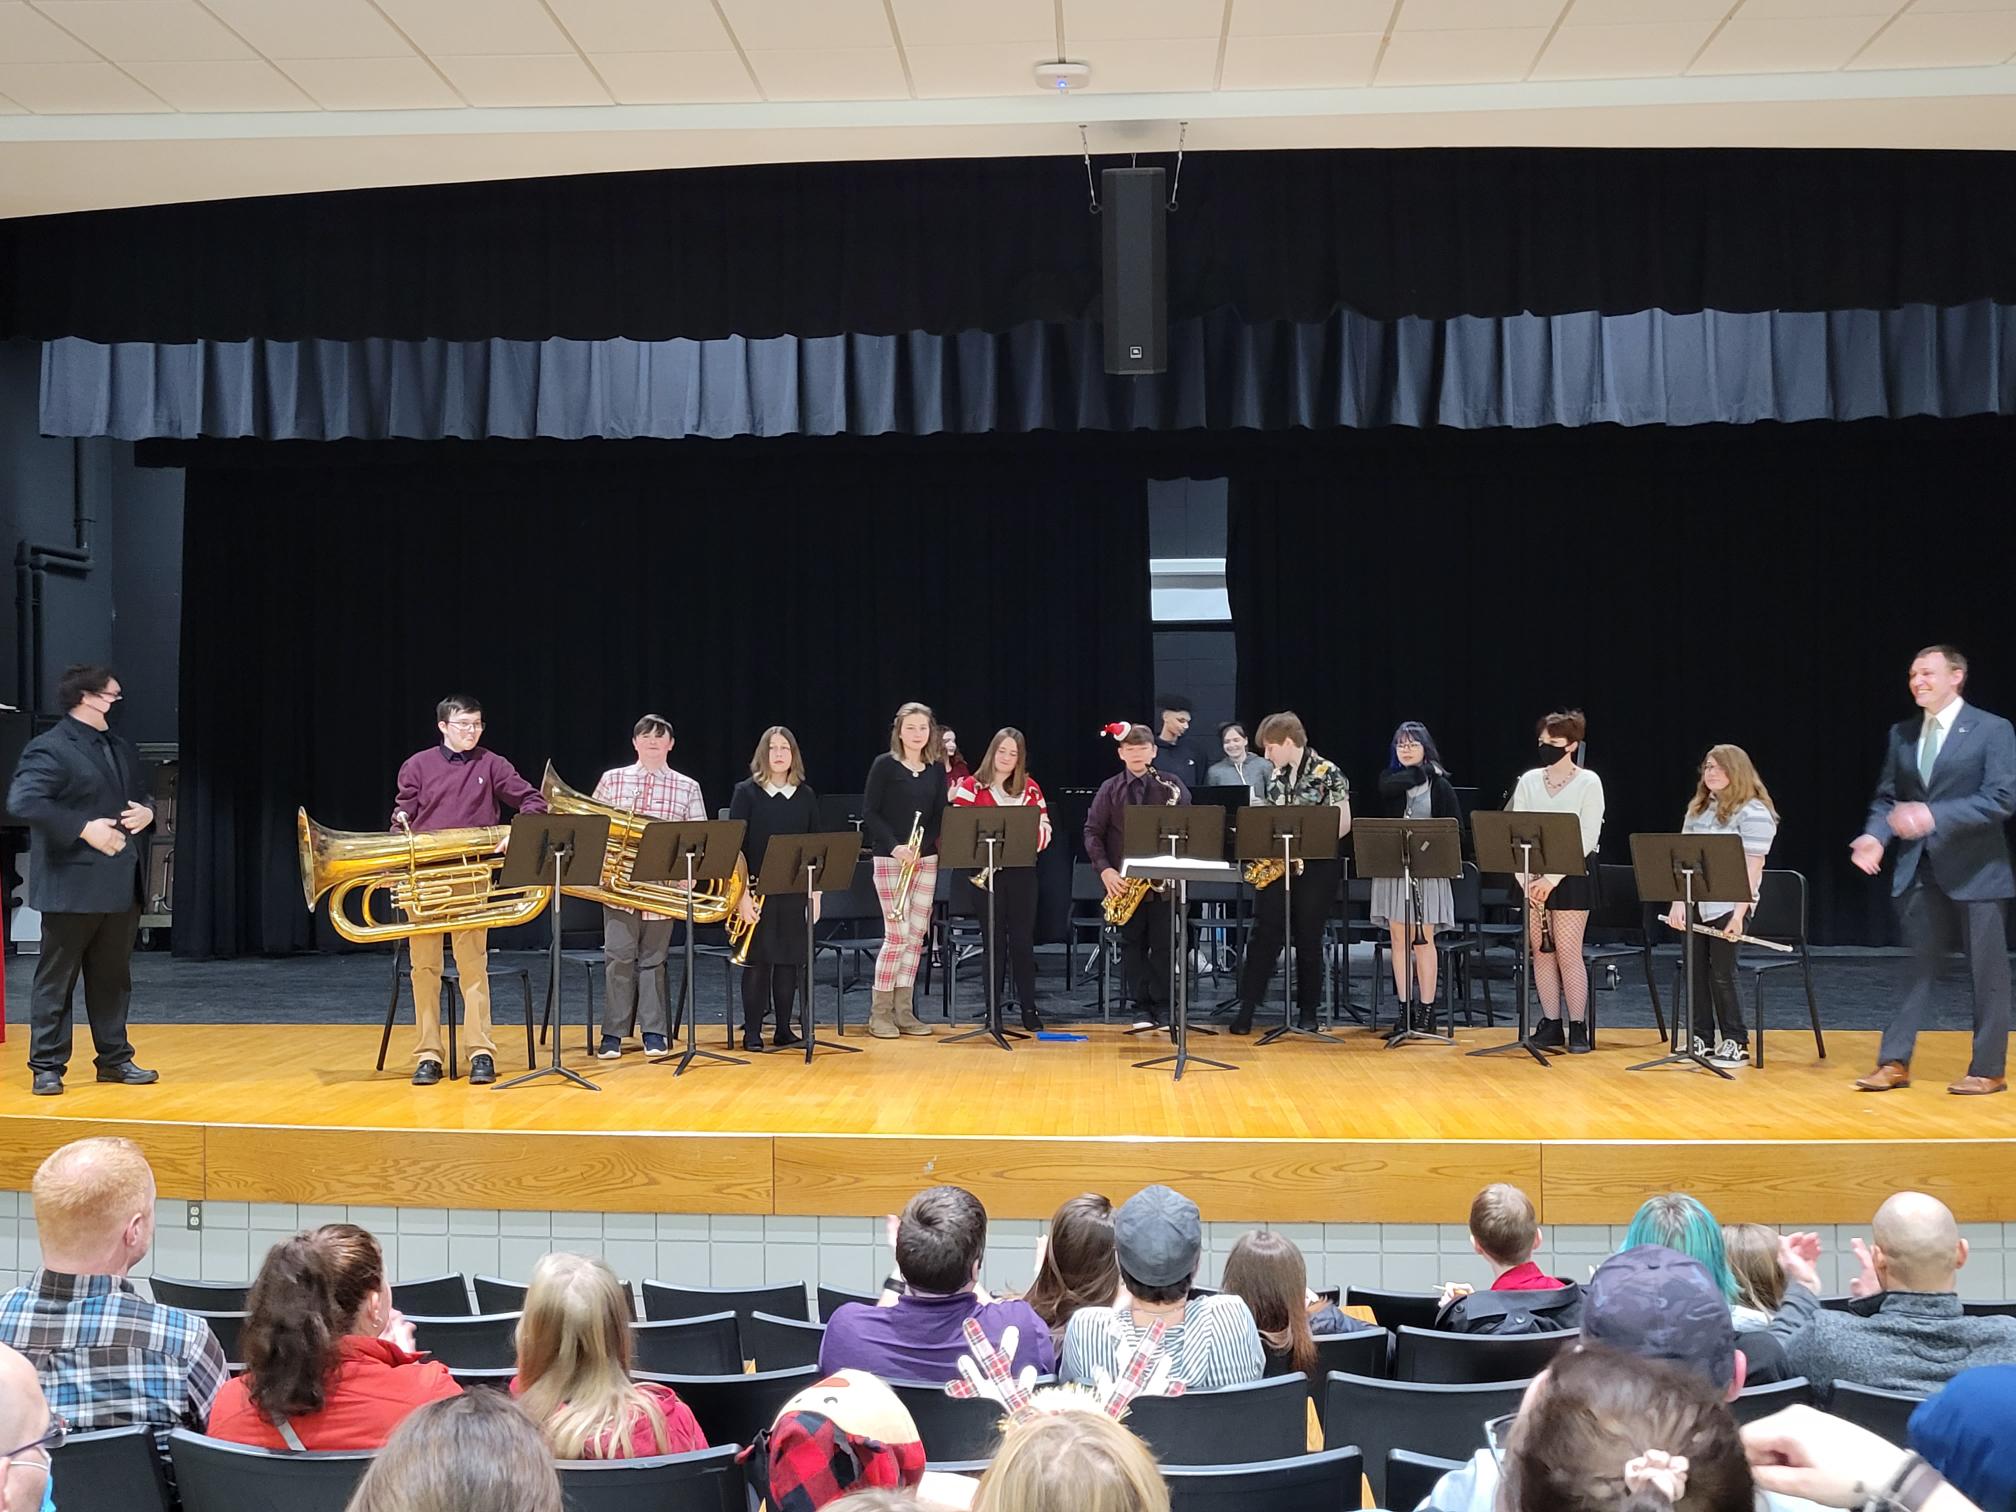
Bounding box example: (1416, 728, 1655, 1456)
(1847, 1237, 1882, 1299)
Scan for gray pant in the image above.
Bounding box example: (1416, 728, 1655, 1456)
(602, 906, 675, 1039)
(1878, 879, 2011, 1078)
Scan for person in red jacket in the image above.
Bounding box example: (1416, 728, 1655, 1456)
(207, 1224, 459, 1449)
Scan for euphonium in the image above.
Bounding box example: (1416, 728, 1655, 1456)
(298, 810, 550, 944)
(540, 763, 747, 925)
(887, 810, 925, 923)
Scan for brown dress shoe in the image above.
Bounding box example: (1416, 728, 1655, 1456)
(1854, 1061, 1911, 1091)
(1948, 1075, 2008, 1096)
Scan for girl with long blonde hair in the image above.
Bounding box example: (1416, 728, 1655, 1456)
(1670, 743, 1780, 1068)
(974, 1409, 1169, 1512)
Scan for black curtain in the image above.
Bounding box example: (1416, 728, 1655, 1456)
(12, 149, 2016, 342)
(1226, 416, 2016, 946)
(177, 446, 1151, 957)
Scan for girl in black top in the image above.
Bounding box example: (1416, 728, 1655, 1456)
(1372, 721, 1461, 1024)
(729, 726, 820, 1052)
(862, 701, 947, 1039)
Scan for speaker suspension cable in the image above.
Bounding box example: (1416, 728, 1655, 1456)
(1080, 124, 1099, 212)
(1169, 121, 1187, 210)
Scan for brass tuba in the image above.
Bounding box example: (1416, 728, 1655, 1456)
(298, 810, 550, 944)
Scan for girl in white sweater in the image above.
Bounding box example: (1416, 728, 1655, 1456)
(1507, 710, 1605, 1054)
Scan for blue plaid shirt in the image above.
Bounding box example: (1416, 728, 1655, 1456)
(0, 1270, 226, 1435)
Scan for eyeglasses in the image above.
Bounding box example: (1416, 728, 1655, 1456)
(444, 720, 485, 732)
(1484, 1412, 1516, 1464)
(4, 1415, 68, 1461)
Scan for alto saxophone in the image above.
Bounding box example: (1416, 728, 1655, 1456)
(1243, 856, 1304, 889)
(1103, 771, 1180, 925)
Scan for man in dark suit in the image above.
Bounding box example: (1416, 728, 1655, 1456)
(1851, 644, 2016, 1095)
(5, 664, 157, 1096)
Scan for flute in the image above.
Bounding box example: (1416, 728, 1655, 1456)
(1660, 916, 1793, 953)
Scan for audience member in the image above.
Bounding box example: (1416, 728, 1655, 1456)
(0, 1137, 225, 1447)
(345, 1389, 563, 1512)
(1746, 1405, 1987, 1512)
(1623, 1192, 1793, 1380)
(1771, 1193, 2016, 1400)
(0, 1343, 57, 1512)
(1060, 1185, 1263, 1391)
(822, 1187, 1053, 1381)
(207, 1223, 458, 1449)
(1910, 1364, 2016, 1512)
(1219, 1230, 1367, 1378)
(742, 1368, 927, 1510)
(974, 1408, 1169, 1512)
(1438, 1182, 1582, 1335)
(516, 1252, 705, 1459)
(1725, 1223, 1789, 1328)
(1021, 1195, 1121, 1353)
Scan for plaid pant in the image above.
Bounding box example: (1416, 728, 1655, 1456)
(872, 854, 937, 991)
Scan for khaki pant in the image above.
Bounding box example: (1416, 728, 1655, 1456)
(409, 927, 495, 1064)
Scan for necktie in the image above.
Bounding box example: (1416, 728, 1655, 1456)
(1919, 717, 1943, 783)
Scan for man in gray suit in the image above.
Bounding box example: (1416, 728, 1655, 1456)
(1851, 644, 2016, 1095)
(5, 664, 157, 1096)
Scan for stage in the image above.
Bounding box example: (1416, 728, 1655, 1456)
(2, 1021, 2010, 1226)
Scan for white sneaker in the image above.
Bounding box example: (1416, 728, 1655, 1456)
(1132, 1017, 1155, 1030)
(1709, 1038, 1750, 1068)
(1690, 1036, 1712, 1058)
(596, 1037, 623, 1060)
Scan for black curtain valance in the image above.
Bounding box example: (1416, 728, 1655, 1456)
(12, 148, 2016, 343)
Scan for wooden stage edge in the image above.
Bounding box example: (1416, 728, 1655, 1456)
(2, 1024, 2013, 1226)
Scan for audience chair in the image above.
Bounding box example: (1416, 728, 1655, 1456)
(812, 858, 886, 1007)
(51, 1426, 172, 1512)
(1829, 1381, 1926, 1443)
(190, 1308, 247, 1365)
(1163, 1446, 1364, 1512)
(637, 1366, 820, 1451)
(1310, 1326, 1391, 1386)
(743, 1310, 827, 1371)
(632, 1313, 742, 1376)
(391, 1273, 473, 1317)
(1067, 863, 1119, 1017)
(817, 1285, 879, 1321)
(476, 1274, 637, 1319)
(1346, 1287, 1442, 1331)
(1393, 1325, 1578, 1384)
(149, 1276, 248, 1311)
(168, 1428, 372, 1512)
(888, 1378, 1009, 1461)
(1582, 863, 1667, 1044)
(1962, 1299, 2016, 1317)
(1744, 869, 1824, 1066)
(1321, 1372, 1529, 1506)
(640, 1280, 810, 1335)
(556, 1443, 746, 1512)
(1731, 1376, 1815, 1424)
(1385, 1449, 1469, 1512)
(1126, 1374, 1310, 1466)
(408, 1311, 523, 1370)
(378, 937, 537, 1077)
(447, 1365, 517, 1391)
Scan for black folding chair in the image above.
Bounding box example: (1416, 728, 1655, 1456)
(1393, 1325, 1577, 1384)
(51, 1426, 172, 1512)
(1962, 1299, 2016, 1317)
(378, 938, 537, 1077)
(408, 1311, 523, 1370)
(448, 1366, 518, 1391)
(168, 1429, 373, 1512)
(1346, 1288, 1442, 1331)
(888, 1378, 1009, 1461)
(1744, 869, 1824, 1066)
(1321, 1372, 1529, 1506)
(632, 1313, 742, 1376)
(1385, 1448, 1469, 1512)
(641, 1281, 810, 1332)
(1583, 863, 1666, 1044)
(638, 1366, 820, 1450)
(556, 1443, 746, 1512)
(1310, 1326, 1390, 1386)
(1126, 1374, 1310, 1465)
(189, 1308, 247, 1365)
(392, 1273, 473, 1316)
(473, 1275, 530, 1314)
(817, 1285, 879, 1321)
(1731, 1376, 1814, 1424)
(1829, 1381, 1925, 1442)
(743, 1311, 827, 1371)
(149, 1276, 248, 1311)
(1163, 1447, 1365, 1512)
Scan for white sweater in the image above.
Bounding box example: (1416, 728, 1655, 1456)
(1508, 766, 1605, 887)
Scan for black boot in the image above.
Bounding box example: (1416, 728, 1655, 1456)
(1296, 1008, 1321, 1032)
(1531, 1016, 1566, 1050)
(1567, 1018, 1592, 1054)
(1228, 1002, 1255, 1035)
(1020, 1003, 1044, 1032)
(771, 1008, 800, 1048)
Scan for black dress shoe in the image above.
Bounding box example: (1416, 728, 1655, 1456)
(412, 1059, 444, 1086)
(772, 1023, 801, 1048)
(95, 1062, 159, 1085)
(1297, 1011, 1321, 1032)
(742, 1028, 765, 1052)
(32, 1072, 63, 1097)
(1021, 1006, 1045, 1033)
(1228, 1005, 1255, 1035)
(468, 1054, 496, 1085)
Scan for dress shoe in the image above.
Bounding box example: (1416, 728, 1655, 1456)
(1228, 1004, 1255, 1035)
(468, 1054, 496, 1085)
(1530, 1017, 1566, 1051)
(1020, 1005, 1045, 1033)
(1948, 1074, 2007, 1096)
(96, 1062, 159, 1085)
(1567, 1020, 1592, 1055)
(1297, 1010, 1322, 1033)
(742, 1029, 765, 1053)
(412, 1058, 444, 1086)
(31, 1072, 62, 1097)
(1854, 1061, 1911, 1092)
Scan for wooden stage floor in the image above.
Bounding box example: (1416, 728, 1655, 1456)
(2, 1022, 2010, 1225)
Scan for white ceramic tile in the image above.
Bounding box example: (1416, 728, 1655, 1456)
(712, 1215, 765, 1239)
(603, 1239, 659, 1286)
(819, 1217, 874, 1243)
(0, 1195, 15, 1220)
(819, 1247, 881, 1293)
(499, 1236, 557, 1281)
(447, 1235, 502, 1278)
(398, 1208, 449, 1234)
(247, 1204, 298, 1231)
(1552, 1226, 1614, 1253)
(205, 1202, 250, 1230)
(349, 1207, 401, 1235)
(765, 1215, 822, 1244)
(449, 1210, 500, 1236)
(656, 1241, 714, 1287)
(763, 1244, 819, 1287)
(148, 1224, 204, 1281)
(391, 1232, 447, 1279)
(0, 1222, 17, 1273)
(501, 1210, 551, 1238)
(712, 1242, 766, 1287)
(552, 1211, 605, 1240)
(604, 1212, 658, 1239)
(1381, 1224, 1439, 1251)
(199, 1228, 248, 1281)
(1325, 1225, 1383, 1253)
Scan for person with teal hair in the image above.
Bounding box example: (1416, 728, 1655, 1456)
(1621, 1194, 1743, 1307)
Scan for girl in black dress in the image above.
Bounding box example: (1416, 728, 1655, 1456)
(729, 726, 820, 1052)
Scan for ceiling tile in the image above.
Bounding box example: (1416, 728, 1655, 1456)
(1220, 31, 1381, 86)
(1395, 0, 1565, 29)
(544, 0, 733, 54)
(0, 90, 23, 111)
(1688, 13, 1884, 71)
(1531, 19, 1714, 76)
(124, 58, 317, 109)
(890, 0, 1053, 48)
(31, 0, 252, 62)
(588, 49, 760, 101)
(431, 51, 612, 104)
(1375, 26, 1550, 80)
(195, 0, 415, 61)
(1849, 9, 2016, 65)
(370, 0, 574, 56)
(0, 2, 97, 63)
(906, 41, 1064, 97)
(1230, 0, 1395, 33)
(275, 55, 464, 108)
(1075, 34, 1218, 87)
(1563, 0, 1730, 19)
(744, 45, 910, 99)
(1911, 0, 2016, 12)
(0, 59, 169, 110)
(1066, 0, 1227, 42)
(716, 0, 891, 53)
(1736, 0, 1898, 16)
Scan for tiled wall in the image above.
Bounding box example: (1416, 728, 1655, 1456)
(1, 1191, 2010, 1302)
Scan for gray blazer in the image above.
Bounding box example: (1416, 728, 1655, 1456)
(1863, 702, 2016, 900)
(6, 716, 151, 914)
(1768, 1282, 2016, 1400)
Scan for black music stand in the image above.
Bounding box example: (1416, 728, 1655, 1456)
(495, 812, 610, 1093)
(1354, 817, 1464, 1049)
(757, 832, 863, 1063)
(630, 818, 749, 1077)
(1122, 805, 1235, 1081)
(1234, 804, 1344, 1047)
(940, 805, 1042, 1052)
(1627, 832, 1750, 1081)
(1467, 810, 1585, 1068)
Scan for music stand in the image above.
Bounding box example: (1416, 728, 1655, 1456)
(1234, 804, 1344, 1047)
(1627, 832, 1750, 1081)
(1467, 810, 1585, 1068)
(1122, 804, 1234, 1081)
(756, 832, 863, 1063)
(939, 805, 1042, 1052)
(630, 818, 749, 1077)
(1353, 817, 1464, 1049)
(495, 812, 610, 1093)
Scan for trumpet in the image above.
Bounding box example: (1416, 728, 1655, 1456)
(1244, 857, 1305, 890)
(888, 810, 925, 922)
(1661, 916, 1793, 953)
(730, 891, 764, 966)
(298, 810, 550, 944)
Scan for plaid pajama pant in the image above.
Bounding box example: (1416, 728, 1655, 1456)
(872, 854, 937, 992)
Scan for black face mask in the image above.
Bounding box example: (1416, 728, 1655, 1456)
(1538, 743, 1570, 767)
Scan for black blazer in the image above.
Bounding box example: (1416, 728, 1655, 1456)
(5, 716, 151, 913)
(1862, 703, 2016, 901)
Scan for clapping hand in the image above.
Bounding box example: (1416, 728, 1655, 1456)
(1847, 1237, 1882, 1299)
(1776, 1231, 1823, 1293)
(120, 801, 154, 834)
(379, 1306, 417, 1353)
(80, 816, 127, 856)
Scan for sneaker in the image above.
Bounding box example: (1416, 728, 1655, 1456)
(1691, 1035, 1713, 1058)
(642, 1034, 669, 1056)
(596, 1036, 623, 1060)
(1709, 1038, 1750, 1069)
(1530, 1017, 1565, 1050)
(1567, 1019, 1591, 1055)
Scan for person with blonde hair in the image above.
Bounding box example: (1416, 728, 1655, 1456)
(514, 1253, 705, 1460)
(974, 1407, 1169, 1512)
(1723, 1223, 1787, 1328)
(1667, 743, 1780, 1068)
(863, 701, 948, 1038)
(730, 725, 821, 1051)
(346, 1389, 564, 1512)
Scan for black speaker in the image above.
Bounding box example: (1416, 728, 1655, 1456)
(1101, 167, 1166, 376)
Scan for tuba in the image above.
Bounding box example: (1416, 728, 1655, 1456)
(298, 810, 550, 944)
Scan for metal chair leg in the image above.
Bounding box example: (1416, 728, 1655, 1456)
(1643, 943, 1666, 1040)
(445, 982, 460, 1079)
(1801, 951, 1824, 1059)
(378, 942, 403, 1072)
(522, 971, 536, 1068)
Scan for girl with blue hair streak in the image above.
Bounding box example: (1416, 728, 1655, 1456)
(1622, 1193, 1743, 1305)
(1371, 722, 1461, 1029)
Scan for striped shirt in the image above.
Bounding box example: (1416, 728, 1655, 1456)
(1059, 1294, 1265, 1391)
(1682, 796, 1778, 920)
